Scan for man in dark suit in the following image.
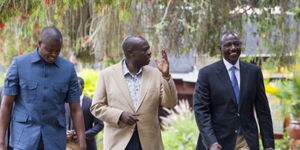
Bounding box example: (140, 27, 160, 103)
(65, 77, 103, 150)
(193, 31, 274, 150)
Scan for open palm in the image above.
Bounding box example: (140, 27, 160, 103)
(155, 49, 169, 76)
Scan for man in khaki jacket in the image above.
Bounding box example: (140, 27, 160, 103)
(91, 35, 178, 150)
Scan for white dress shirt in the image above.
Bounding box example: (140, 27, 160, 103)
(80, 94, 84, 107)
(223, 58, 240, 88)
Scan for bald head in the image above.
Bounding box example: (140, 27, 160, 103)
(39, 26, 63, 44)
(122, 35, 147, 57)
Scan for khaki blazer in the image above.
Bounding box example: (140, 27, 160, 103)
(91, 61, 178, 150)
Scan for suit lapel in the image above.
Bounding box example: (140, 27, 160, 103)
(112, 62, 135, 111)
(136, 66, 152, 111)
(239, 61, 249, 110)
(216, 60, 238, 105)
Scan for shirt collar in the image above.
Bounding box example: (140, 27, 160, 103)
(80, 94, 84, 106)
(223, 58, 240, 71)
(31, 48, 60, 67)
(122, 60, 143, 77)
(31, 48, 42, 63)
(80, 94, 84, 101)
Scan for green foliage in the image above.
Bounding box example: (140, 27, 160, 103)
(1, 0, 299, 66)
(273, 80, 300, 119)
(161, 100, 199, 150)
(0, 73, 5, 86)
(272, 47, 300, 120)
(162, 115, 198, 150)
(275, 132, 291, 150)
(292, 7, 300, 20)
(96, 131, 104, 150)
(262, 58, 282, 70)
(78, 68, 100, 98)
(258, 132, 291, 150)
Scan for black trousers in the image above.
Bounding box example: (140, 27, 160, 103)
(125, 127, 142, 150)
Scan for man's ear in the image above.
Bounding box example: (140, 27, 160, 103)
(128, 49, 135, 57)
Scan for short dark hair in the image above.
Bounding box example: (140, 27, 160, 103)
(121, 35, 146, 57)
(39, 26, 63, 43)
(78, 76, 84, 86)
(220, 30, 240, 42)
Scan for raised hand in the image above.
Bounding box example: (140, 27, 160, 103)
(120, 112, 139, 125)
(155, 49, 170, 77)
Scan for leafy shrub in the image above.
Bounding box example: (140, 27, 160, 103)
(275, 132, 291, 150)
(161, 100, 199, 150)
(96, 132, 103, 150)
(78, 68, 100, 98)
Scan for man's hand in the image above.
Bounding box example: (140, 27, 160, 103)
(155, 49, 170, 78)
(66, 130, 77, 141)
(265, 148, 274, 150)
(69, 103, 86, 150)
(0, 95, 15, 150)
(66, 130, 74, 141)
(120, 112, 139, 125)
(210, 143, 222, 150)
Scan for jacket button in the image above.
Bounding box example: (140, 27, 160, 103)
(237, 113, 240, 117)
(235, 130, 238, 133)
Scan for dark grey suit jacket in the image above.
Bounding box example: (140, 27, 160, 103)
(193, 60, 274, 150)
(65, 95, 104, 150)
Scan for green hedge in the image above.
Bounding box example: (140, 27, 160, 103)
(78, 68, 100, 98)
(161, 100, 199, 150)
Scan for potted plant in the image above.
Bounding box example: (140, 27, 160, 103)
(273, 64, 300, 142)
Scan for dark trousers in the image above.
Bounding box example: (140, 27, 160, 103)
(125, 127, 142, 150)
(86, 139, 98, 150)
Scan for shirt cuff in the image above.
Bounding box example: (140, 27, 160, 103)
(67, 96, 80, 103)
(3, 87, 18, 96)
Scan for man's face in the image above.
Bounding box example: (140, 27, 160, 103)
(221, 34, 241, 65)
(131, 40, 152, 67)
(38, 39, 62, 64)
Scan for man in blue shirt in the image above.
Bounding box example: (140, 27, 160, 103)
(0, 26, 86, 150)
